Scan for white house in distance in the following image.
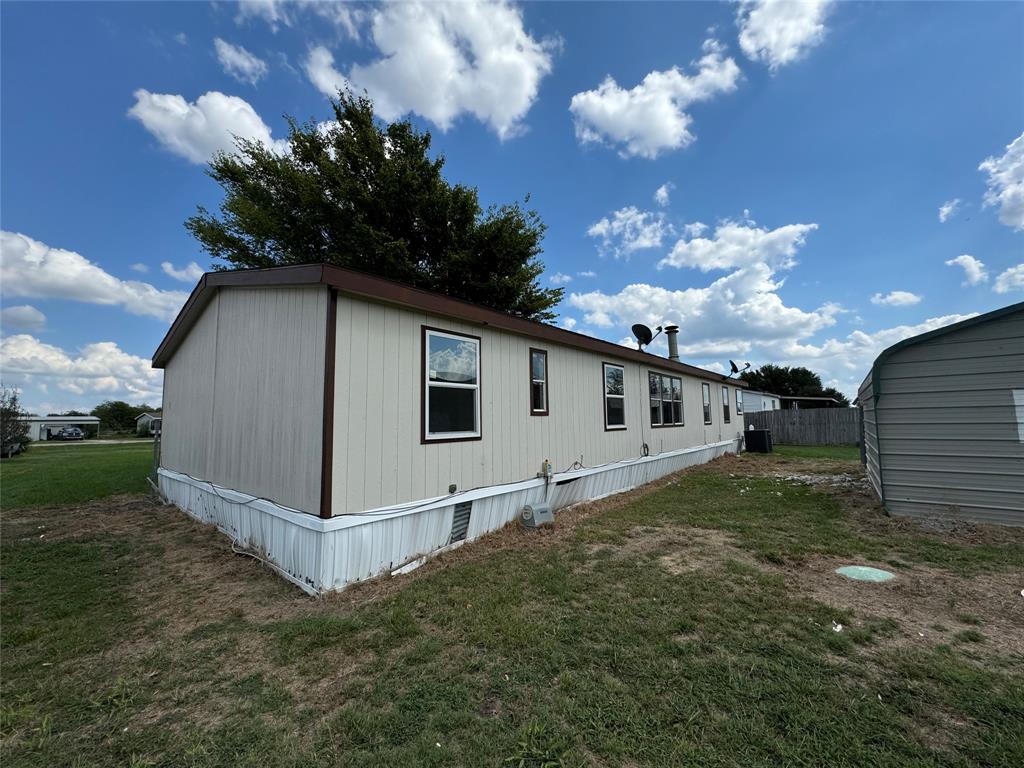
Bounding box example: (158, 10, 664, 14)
(741, 390, 780, 413)
(858, 301, 1023, 526)
(152, 265, 747, 594)
(135, 411, 162, 435)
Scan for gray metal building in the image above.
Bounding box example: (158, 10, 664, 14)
(858, 301, 1024, 526)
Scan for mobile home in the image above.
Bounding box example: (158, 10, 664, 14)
(858, 301, 1024, 526)
(153, 265, 747, 593)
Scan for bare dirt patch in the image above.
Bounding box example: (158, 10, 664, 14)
(787, 556, 1024, 657)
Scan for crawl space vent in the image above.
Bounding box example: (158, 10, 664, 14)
(450, 501, 472, 543)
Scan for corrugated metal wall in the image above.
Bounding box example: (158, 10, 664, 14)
(858, 371, 883, 499)
(161, 286, 329, 514)
(872, 308, 1024, 525)
(330, 295, 743, 515)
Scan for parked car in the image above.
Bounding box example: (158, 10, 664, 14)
(56, 426, 85, 441)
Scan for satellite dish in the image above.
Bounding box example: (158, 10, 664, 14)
(632, 323, 654, 349)
(727, 360, 751, 378)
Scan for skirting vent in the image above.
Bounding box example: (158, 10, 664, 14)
(450, 501, 472, 543)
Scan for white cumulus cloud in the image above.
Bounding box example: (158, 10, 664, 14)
(736, 0, 834, 71)
(128, 89, 288, 164)
(215, 38, 269, 85)
(870, 291, 922, 307)
(306, 2, 555, 140)
(550, 272, 573, 286)
(161, 261, 205, 283)
(660, 218, 817, 272)
(588, 206, 673, 258)
(944, 254, 988, 286)
(0, 334, 163, 405)
(569, 39, 741, 159)
(654, 182, 674, 207)
(938, 198, 960, 223)
(979, 132, 1024, 231)
(1, 231, 188, 322)
(1, 305, 47, 333)
(993, 264, 1024, 294)
(236, 0, 362, 38)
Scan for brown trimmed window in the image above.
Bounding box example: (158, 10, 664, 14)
(424, 328, 481, 440)
(603, 363, 626, 430)
(530, 349, 548, 415)
(722, 385, 731, 423)
(702, 382, 712, 424)
(649, 372, 683, 427)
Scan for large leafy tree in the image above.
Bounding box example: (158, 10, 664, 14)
(186, 93, 563, 321)
(739, 364, 850, 406)
(90, 401, 157, 433)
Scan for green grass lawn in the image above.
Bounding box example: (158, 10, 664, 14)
(773, 444, 860, 461)
(2, 450, 1022, 767)
(0, 442, 154, 509)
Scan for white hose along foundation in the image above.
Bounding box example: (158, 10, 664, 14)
(158, 438, 740, 595)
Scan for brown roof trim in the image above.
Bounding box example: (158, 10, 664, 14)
(151, 264, 744, 385)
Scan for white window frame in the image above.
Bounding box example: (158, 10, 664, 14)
(603, 362, 627, 430)
(735, 389, 744, 416)
(424, 328, 481, 442)
(722, 385, 731, 424)
(702, 382, 713, 425)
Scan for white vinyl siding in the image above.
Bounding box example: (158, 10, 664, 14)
(161, 286, 328, 514)
(329, 294, 736, 515)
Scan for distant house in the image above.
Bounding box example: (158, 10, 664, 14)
(742, 390, 782, 413)
(858, 301, 1023, 526)
(21, 416, 100, 441)
(135, 412, 162, 435)
(151, 264, 748, 593)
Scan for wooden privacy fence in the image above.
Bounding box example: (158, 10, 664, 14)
(743, 408, 860, 446)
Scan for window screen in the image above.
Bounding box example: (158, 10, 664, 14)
(702, 382, 712, 425)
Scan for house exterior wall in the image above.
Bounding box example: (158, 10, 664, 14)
(160, 286, 328, 514)
(869, 308, 1024, 525)
(329, 294, 743, 515)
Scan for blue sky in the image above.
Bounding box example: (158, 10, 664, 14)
(2, 0, 1022, 414)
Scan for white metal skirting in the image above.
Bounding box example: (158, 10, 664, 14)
(158, 437, 740, 595)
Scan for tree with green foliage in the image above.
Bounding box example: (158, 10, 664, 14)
(90, 401, 156, 434)
(185, 92, 563, 321)
(739, 364, 850, 406)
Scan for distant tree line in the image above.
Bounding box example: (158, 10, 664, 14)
(739, 364, 851, 407)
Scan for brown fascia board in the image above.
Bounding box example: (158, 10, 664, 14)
(152, 264, 744, 385)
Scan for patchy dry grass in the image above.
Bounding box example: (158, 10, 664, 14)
(2, 448, 1022, 767)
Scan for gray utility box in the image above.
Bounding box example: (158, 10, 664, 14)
(520, 503, 554, 528)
